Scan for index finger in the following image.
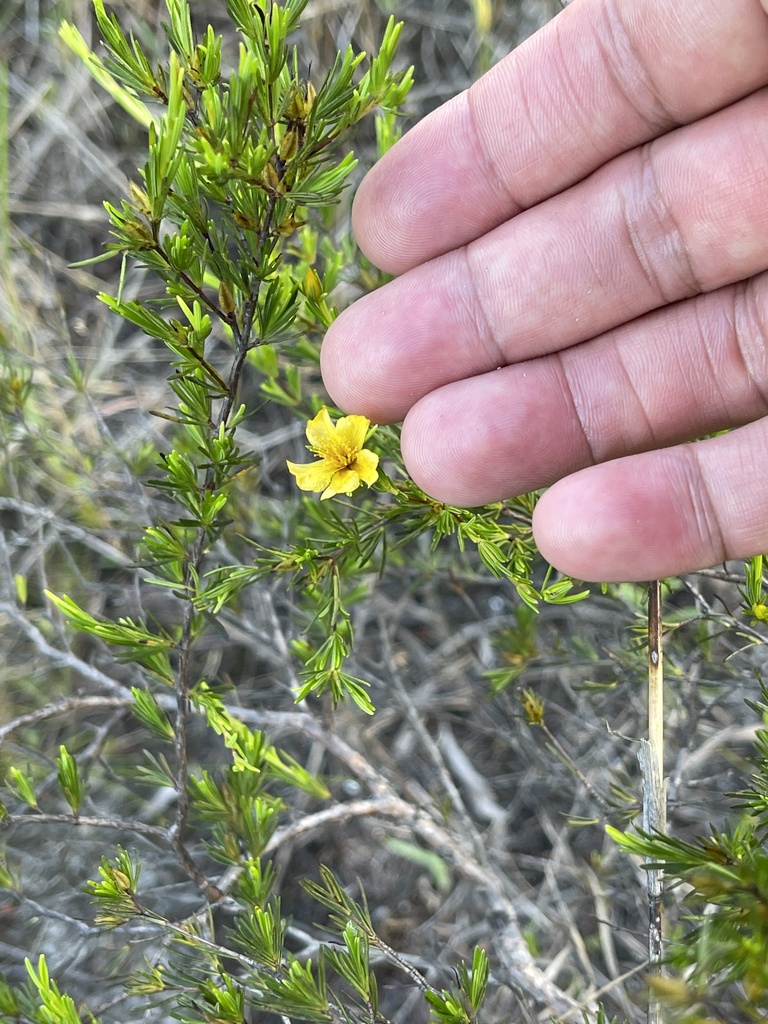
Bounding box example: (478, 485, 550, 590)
(355, 0, 768, 274)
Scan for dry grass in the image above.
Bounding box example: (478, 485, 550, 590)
(1, 2, 765, 1022)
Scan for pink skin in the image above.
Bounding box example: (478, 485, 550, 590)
(320, 0, 768, 582)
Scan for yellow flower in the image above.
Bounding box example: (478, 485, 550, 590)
(287, 407, 379, 500)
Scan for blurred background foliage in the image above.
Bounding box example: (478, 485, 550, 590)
(2, 0, 768, 1022)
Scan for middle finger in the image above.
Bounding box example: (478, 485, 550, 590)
(322, 88, 768, 423)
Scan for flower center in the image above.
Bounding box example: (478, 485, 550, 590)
(315, 440, 357, 470)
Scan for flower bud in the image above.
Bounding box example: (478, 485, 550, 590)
(262, 162, 281, 191)
(279, 128, 298, 162)
(218, 281, 236, 314)
(302, 267, 323, 300)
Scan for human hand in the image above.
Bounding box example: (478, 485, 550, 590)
(320, 0, 768, 582)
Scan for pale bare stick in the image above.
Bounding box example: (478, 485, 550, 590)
(639, 580, 666, 1024)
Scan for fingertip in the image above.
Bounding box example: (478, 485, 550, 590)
(531, 454, 705, 583)
(351, 92, 507, 274)
(400, 402, 479, 504)
(532, 472, 641, 583)
(351, 150, 419, 275)
(319, 310, 375, 417)
(399, 371, 575, 507)
(320, 297, 420, 423)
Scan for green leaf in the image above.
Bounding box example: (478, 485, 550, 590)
(56, 745, 84, 816)
(5, 766, 38, 809)
(46, 592, 175, 684)
(86, 848, 144, 928)
(26, 955, 101, 1024)
(59, 20, 156, 128)
(231, 899, 285, 970)
(130, 687, 175, 741)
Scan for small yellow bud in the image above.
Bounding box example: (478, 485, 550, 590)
(112, 870, 133, 893)
(123, 220, 156, 246)
(305, 81, 316, 111)
(218, 281, 236, 314)
(262, 162, 281, 192)
(127, 180, 152, 216)
(279, 128, 298, 162)
(302, 267, 323, 301)
(287, 90, 306, 120)
(233, 211, 257, 231)
(277, 214, 302, 236)
(188, 51, 203, 87)
(521, 689, 545, 726)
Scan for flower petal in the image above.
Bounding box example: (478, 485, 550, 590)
(287, 458, 334, 493)
(353, 449, 379, 486)
(334, 414, 370, 451)
(305, 407, 335, 449)
(321, 468, 360, 500)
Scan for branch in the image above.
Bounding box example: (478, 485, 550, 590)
(0, 497, 133, 567)
(3, 811, 167, 839)
(0, 602, 132, 697)
(0, 696, 130, 743)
